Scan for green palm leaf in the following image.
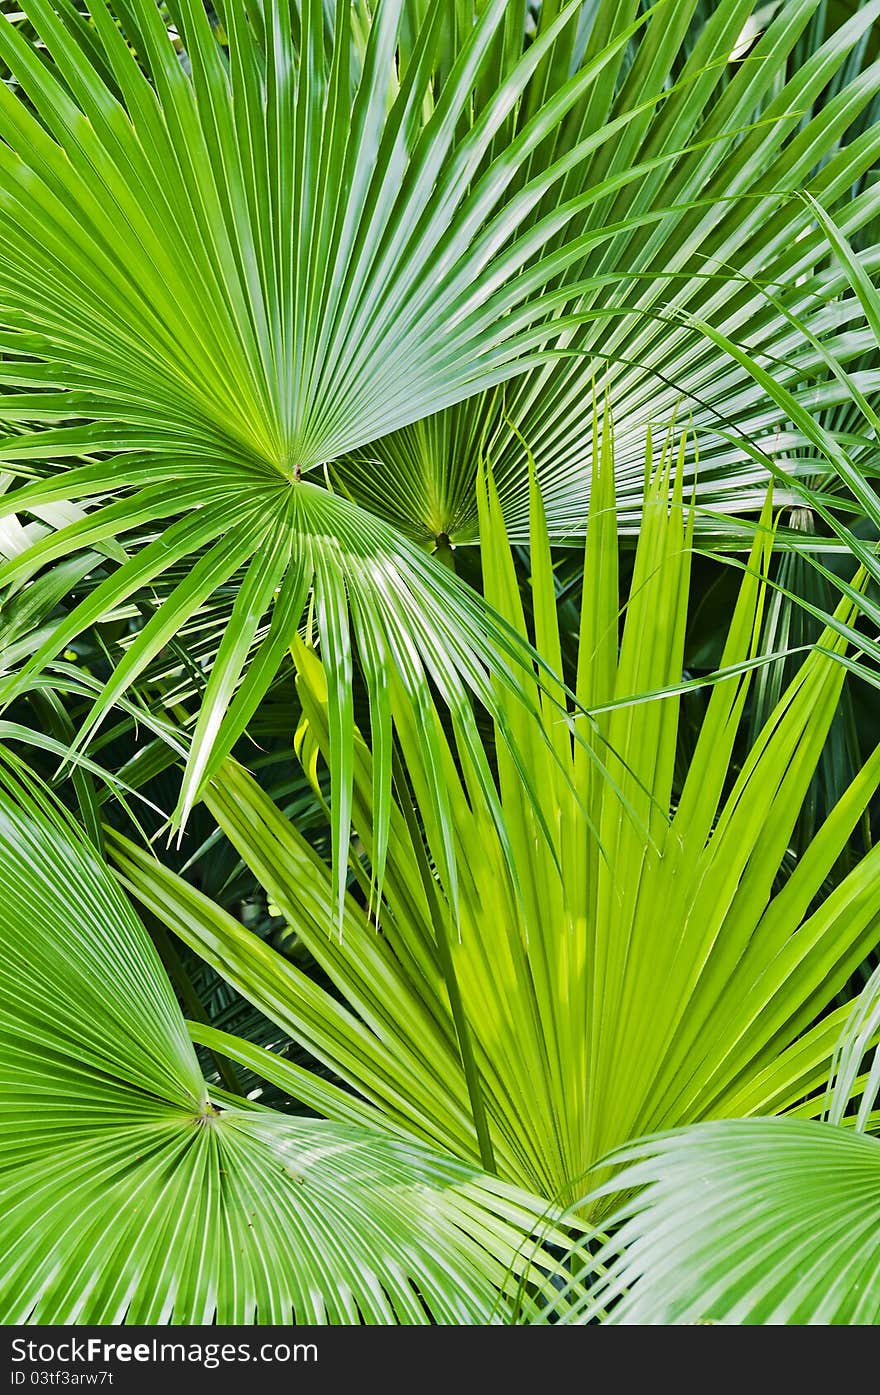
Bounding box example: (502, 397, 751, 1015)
(0, 0, 639, 876)
(687, 199, 880, 694)
(109, 419, 880, 1206)
(533, 946, 880, 1326)
(340, 0, 880, 546)
(542, 1117, 880, 1324)
(0, 779, 570, 1324)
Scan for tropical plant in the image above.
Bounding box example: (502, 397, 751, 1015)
(99, 428, 880, 1217)
(689, 201, 880, 899)
(0, 768, 571, 1324)
(1, 0, 880, 1329)
(499, 212, 880, 1330)
(0, 0, 639, 868)
(1, 0, 879, 856)
(532, 959, 880, 1325)
(530, 1115, 880, 1323)
(340, 0, 880, 545)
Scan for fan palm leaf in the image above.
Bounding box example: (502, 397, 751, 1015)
(340, 0, 880, 546)
(109, 420, 880, 1206)
(0, 775, 571, 1324)
(537, 1117, 880, 1324)
(542, 963, 880, 1326)
(0, 0, 653, 887)
(690, 200, 880, 692)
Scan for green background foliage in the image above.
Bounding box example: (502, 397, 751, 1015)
(0, 0, 879, 1324)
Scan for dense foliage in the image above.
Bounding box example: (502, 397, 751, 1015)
(0, 0, 879, 1325)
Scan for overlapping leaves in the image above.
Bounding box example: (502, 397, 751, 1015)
(540, 1118, 880, 1324)
(340, 0, 880, 544)
(539, 966, 880, 1325)
(0, 780, 568, 1324)
(0, 0, 644, 877)
(110, 424, 880, 1209)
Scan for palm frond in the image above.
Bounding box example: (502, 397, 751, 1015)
(110, 419, 880, 1207)
(539, 1117, 880, 1324)
(338, 0, 880, 546)
(0, 0, 637, 880)
(0, 774, 570, 1324)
